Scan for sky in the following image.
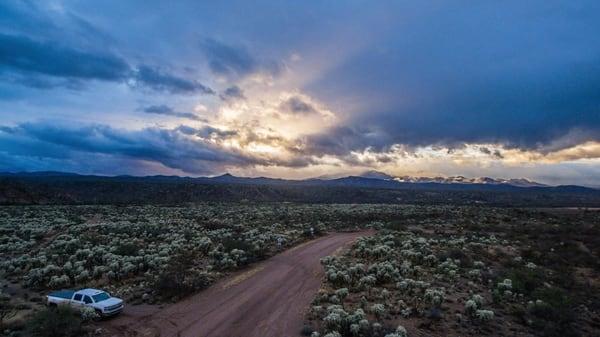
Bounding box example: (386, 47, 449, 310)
(1, 0, 600, 186)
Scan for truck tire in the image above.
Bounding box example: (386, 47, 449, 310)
(95, 309, 103, 320)
(48, 303, 57, 308)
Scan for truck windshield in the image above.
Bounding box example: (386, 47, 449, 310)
(92, 292, 110, 302)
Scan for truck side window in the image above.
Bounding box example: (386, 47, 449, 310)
(74, 294, 83, 301)
(84, 296, 93, 304)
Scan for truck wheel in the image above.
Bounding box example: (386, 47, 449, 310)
(48, 303, 57, 308)
(94, 309, 103, 320)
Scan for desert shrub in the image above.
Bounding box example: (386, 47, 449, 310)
(438, 248, 472, 267)
(114, 242, 139, 256)
(301, 324, 314, 336)
(303, 227, 322, 237)
(528, 288, 576, 337)
(153, 269, 211, 300)
(221, 238, 254, 254)
(27, 306, 84, 337)
(151, 249, 211, 300)
(503, 267, 544, 296)
(0, 291, 15, 329)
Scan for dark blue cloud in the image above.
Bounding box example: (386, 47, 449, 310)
(0, 33, 130, 81)
(196, 126, 238, 138)
(0, 122, 254, 174)
(293, 126, 391, 157)
(201, 38, 257, 76)
(133, 66, 215, 95)
(220, 85, 246, 101)
(280, 96, 317, 115)
(0, 33, 215, 94)
(141, 105, 204, 121)
(201, 38, 281, 78)
(304, 1, 600, 152)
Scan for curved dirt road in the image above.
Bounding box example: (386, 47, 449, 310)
(102, 231, 369, 337)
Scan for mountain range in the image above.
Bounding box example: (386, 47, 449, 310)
(0, 170, 598, 206)
(0, 170, 585, 189)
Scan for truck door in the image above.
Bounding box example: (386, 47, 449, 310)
(72, 293, 84, 308)
(83, 295, 93, 307)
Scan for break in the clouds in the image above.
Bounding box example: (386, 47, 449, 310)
(1, 0, 600, 185)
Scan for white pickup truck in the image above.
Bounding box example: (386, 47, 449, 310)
(46, 288, 124, 317)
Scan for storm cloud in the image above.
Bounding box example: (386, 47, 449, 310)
(0, 32, 215, 94)
(0, 33, 129, 83)
(1, 1, 600, 184)
(0, 122, 264, 174)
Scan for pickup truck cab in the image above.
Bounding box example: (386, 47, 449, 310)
(47, 288, 124, 317)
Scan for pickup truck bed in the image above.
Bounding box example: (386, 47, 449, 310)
(48, 290, 75, 299)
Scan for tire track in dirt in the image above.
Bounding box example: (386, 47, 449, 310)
(102, 231, 370, 337)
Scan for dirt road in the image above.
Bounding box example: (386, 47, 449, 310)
(102, 231, 369, 337)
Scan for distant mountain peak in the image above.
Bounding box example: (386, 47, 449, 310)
(356, 170, 395, 180)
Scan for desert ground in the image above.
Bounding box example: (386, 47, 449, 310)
(1, 204, 599, 337)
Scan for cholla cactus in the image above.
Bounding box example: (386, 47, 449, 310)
(496, 278, 512, 291)
(437, 258, 459, 277)
(230, 249, 247, 265)
(424, 288, 445, 306)
(370, 303, 386, 319)
(323, 332, 341, 337)
(424, 254, 437, 266)
(475, 309, 494, 321)
(311, 305, 324, 318)
(464, 299, 478, 315)
(324, 312, 343, 330)
(335, 288, 349, 300)
(384, 325, 409, 337)
(525, 262, 537, 269)
(471, 294, 484, 306)
(48, 274, 70, 288)
(323, 305, 349, 331)
(367, 261, 400, 283)
(80, 306, 99, 321)
(467, 269, 481, 279)
(358, 275, 376, 290)
(348, 308, 366, 324)
(400, 261, 412, 275)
